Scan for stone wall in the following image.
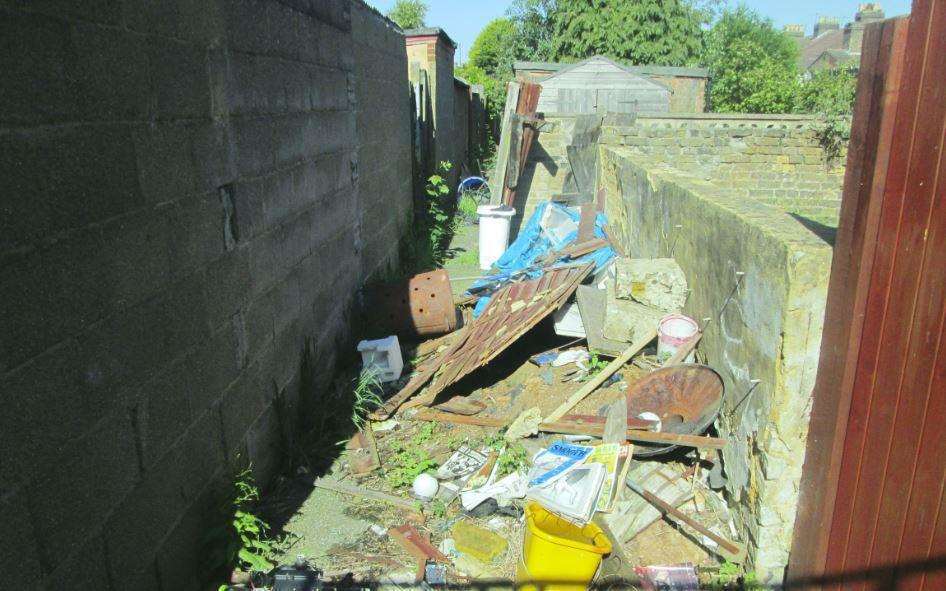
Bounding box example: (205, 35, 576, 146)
(602, 113, 846, 227)
(517, 113, 845, 230)
(0, 1, 412, 589)
(599, 146, 833, 583)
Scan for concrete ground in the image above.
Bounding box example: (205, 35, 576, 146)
(443, 222, 481, 297)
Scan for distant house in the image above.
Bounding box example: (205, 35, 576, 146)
(783, 3, 887, 73)
(514, 56, 708, 113)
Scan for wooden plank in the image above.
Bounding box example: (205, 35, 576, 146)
(314, 478, 417, 511)
(545, 327, 657, 422)
(788, 15, 910, 583)
(577, 203, 596, 242)
(491, 82, 520, 204)
(410, 410, 727, 450)
(540, 421, 727, 450)
(389, 524, 450, 564)
(867, 0, 946, 574)
(830, 5, 938, 584)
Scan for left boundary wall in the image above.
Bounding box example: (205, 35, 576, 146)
(0, 1, 412, 588)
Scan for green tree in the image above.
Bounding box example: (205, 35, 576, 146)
(704, 7, 800, 113)
(456, 63, 507, 123)
(386, 0, 427, 30)
(796, 66, 858, 159)
(550, 0, 705, 66)
(469, 18, 517, 77)
(507, 0, 558, 63)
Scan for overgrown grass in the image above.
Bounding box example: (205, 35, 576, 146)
(351, 367, 383, 430)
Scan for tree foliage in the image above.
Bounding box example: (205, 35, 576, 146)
(704, 7, 800, 113)
(507, 0, 558, 63)
(386, 0, 427, 30)
(468, 18, 517, 77)
(796, 67, 858, 159)
(550, 0, 705, 66)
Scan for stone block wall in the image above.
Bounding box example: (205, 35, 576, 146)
(599, 146, 833, 583)
(0, 0, 411, 589)
(517, 113, 845, 229)
(602, 113, 846, 226)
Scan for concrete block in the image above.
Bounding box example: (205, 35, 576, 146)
(244, 405, 283, 484)
(0, 123, 143, 250)
(0, 10, 81, 124)
(177, 405, 227, 501)
(219, 354, 273, 457)
(231, 117, 277, 177)
(147, 36, 212, 120)
(135, 359, 194, 469)
(27, 412, 139, 570)
(0, 488, 43, 586)
(183, 324, 242, 416)
(72, 22, 153, 120)
(203, 246, 254, 328)
(155, 485, 218, 591)
(0, 335, 130, 486)
(167, 192, 228, 276)
(104, 444, 190, 581)
(43, 534, 115, 591)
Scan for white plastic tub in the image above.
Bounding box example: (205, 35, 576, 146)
(657, 314, 699, 363)
(477, 205, 516, 271)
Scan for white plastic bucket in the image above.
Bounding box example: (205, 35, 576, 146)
(657, 314, 699, 363)
(477, 205, 515, 271)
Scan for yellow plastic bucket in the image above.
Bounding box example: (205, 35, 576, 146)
(517, 502, 612, 591)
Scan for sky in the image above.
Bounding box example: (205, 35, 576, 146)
(365, 0, 914, 62)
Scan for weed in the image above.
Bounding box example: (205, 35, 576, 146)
(413, 422, 437, 445)
(351, 367, 384, 430)
(579, 352, 609, 382)
(385, 439, 439, 489)
(480, 433, 529, 478)
(457, 193, 479, 224)
(424, 161, 454, 264)
(206, 466, 279, 584)
(428, 498, 448, 519)
(706, 561, 759, 590)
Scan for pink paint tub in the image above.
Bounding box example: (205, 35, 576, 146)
(657, 314, 699, 363)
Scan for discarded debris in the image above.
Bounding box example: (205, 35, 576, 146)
(519, 502, 612, 589)
(504, 407, 543, 441)
(356, 335, 403, 383)
(312, 477, 417, 512)
(656, 314, 700, 363)
(451, 520, 508, 563)
(614, 258, 688, 312)
(389, 524, 451, 565)
(635, 564, 700, 591)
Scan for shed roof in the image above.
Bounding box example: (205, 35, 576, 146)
(540, 56, 673, 92)
(514, 59, 709, 79)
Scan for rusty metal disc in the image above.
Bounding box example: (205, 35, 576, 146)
(626, 364, 724, 457)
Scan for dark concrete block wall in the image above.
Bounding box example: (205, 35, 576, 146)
(0, 0, 412, 589)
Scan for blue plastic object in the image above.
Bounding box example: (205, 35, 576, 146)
(466, 201, 615, 318)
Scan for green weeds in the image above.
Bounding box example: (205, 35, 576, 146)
(351, 367, 384, 430)
(207, 467, 280, 586)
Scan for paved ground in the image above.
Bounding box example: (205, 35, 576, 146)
(443, 222, 481, 297)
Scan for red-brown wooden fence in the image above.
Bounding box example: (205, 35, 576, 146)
(789, 1, 946, 589)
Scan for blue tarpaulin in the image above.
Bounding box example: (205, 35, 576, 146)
(467, 201, 615, 317)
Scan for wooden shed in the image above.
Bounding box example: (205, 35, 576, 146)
(535, 56, 671, 114)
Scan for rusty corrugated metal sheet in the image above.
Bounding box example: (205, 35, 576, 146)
(371, 264, 592, 419)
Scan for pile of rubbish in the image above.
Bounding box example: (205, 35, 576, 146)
(225, 199, 748, 590)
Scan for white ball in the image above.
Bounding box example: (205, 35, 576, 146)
(412, 473, 439, 500)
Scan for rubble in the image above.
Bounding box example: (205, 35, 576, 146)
(614, 258, 688, 312)
(254, 197, 739, 589)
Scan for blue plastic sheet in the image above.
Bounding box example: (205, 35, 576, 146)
(467, 201, 615, 317)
